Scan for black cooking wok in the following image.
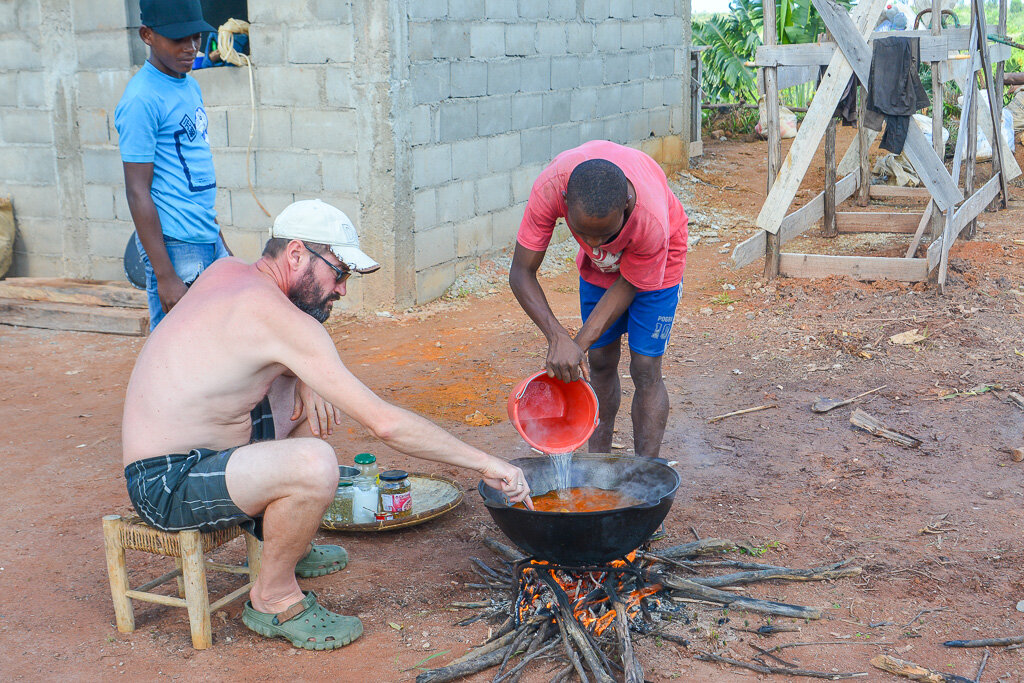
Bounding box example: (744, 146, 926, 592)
(479, 454, 680, 565)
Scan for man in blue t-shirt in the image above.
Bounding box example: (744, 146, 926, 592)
(115, 0, 231, 330)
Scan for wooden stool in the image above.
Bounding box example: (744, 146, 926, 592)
(102, 514, 262, 649)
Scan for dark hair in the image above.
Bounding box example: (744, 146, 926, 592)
(565, 159, 628, 218)
(262, 238, 330, 257)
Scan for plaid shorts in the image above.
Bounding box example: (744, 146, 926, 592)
(124, 397, 276, 537)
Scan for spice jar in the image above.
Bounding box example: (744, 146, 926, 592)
(324, 480, 354, 525)
(352, 455, 379, 524)
(379, 469, 412, 520)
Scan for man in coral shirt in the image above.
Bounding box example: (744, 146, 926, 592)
(509, 141, 688, 458)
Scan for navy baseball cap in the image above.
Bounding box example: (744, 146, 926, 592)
(140, 0, 215, 39)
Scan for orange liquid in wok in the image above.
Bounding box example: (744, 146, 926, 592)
(514, 486, 644, 513)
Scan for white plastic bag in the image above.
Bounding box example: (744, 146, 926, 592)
(912, 113, 948, 147)
(956, 93, 1015, 161)
(755, 96, 798, 139)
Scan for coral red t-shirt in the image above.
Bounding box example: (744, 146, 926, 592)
(517, 140, 688, 291)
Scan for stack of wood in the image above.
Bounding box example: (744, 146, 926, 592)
(0, 278, 148, 336)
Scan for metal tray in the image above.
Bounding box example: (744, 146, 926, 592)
(320, 472, 464, 532)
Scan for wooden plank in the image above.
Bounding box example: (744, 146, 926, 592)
(919, 36, 948, 62)
(777, 64, 820, 91)
(779, 253, 929, 281)
(868, 185, 931, 199)
(763, 0, 783, 278)
(838, 127, 878, 177)
(857, 86, 870, 206)
(824, 120, 837, 237)
(756, 0, 888, 235)
(835, 212, 922, 233)
(974, 0, 1011, 204)
(869, 27, 970, 49)
(0, 298, 148, 335)
(0, 278, 146, 308)
(755, 43, 838, 67)
(950, 173, 1001, 239)
(813, 0, 964, 211)
(905, 201, 934, 258)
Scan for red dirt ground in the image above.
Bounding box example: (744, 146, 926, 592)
(2, 135, 1024, 681)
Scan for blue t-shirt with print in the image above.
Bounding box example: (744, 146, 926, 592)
(115, 61, 219, 244)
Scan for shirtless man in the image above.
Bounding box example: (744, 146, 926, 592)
(122, 199, 532, 650)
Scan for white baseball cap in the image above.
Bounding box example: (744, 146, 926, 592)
(270, 199, 380, 274)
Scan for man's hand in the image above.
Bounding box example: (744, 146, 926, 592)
(156, 274, 190, 313)
(480, 457, 534, 509)
(546, 332, 589, 383)
(291, 379, 342, 438)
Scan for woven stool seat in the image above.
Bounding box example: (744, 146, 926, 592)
(103, 514, 262, 649)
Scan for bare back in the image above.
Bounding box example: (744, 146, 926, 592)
(122, 258, 307, 464)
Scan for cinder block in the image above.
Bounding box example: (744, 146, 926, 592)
(409, 22, 433, 61)
(221, 227, 264, 262)
(13, 216, 63, 255)
(661, 133, 683, 163)
(550, 124, 580, 156)
(0, 37, 41, 70)
(288, 25, 354, 64)
(643, 80, 663, 110)
(520, 127, 551, 164)
(74, 70, 133, 109)
(414, 223, 455, 270)
(477, 95, 511, 136)
(436, 180, 475, 223)
(322, 153, 359, 194)
(249, 25, 287, 65)
(536, 22, 567, 54)
(619, 82, 643, 111)
(5, 184, 60, 219)
(651, 48, 675, 77)
(519, 56, 550, 92)
(81, 147, 121, 185)
(409, 104, 434, 146)
(411, 144, 452, 189)
(451, 61, 488, 98)
(486, 133, 521, 173)
(17, 2, 41, 29)
(570, 87, 597, 121)
(292, 109, 358, 152)
(413, 188, 437, 231)
(654, 0, 675, 16)
(669, 104, 683, 134)
(620, 21, 644, 50)
(632, 0, 655, 15)
(411, 62, 451, 104)
(470, 23, 505, 59)
(550, 55, 580, 89)
(228, 107, 292, 150)
(432, 22, 471, 59)
(213, 149, 256, 189)
(230, 190, 296, 230)
(311, 0, 353, 22)
(628, 52, 650, 80)
(610, 0, 633, 18)
(565, 22, 593, 53)
(439, 100, 477, 142)
(642, 18, 664, 47)
(448, 0, 485, 19)
(256, 150, 322, 192)
(475, 172, 511, 214)
(205, 109, 228, 148)
(649, 107, 671, 136)
(249, 2, 314, 24)
(409, 0, 448, 20)
(0, 3, 18, 32)
(595, 86, 621, 117)
(415, 261, 455, 304)
(90, 257, 126, 281)
(0, 108, 53, 144)
(604, 116, 629, 144)
(484, 0, 517, 20)
(578, 56, 603, 86)
(510, 164, 540, 203)
(84, 184, 116, 220)
(583, 0, 611, 20)
(504, 24, 536, 57)
(663, 16, 684, 41)
(542, 91, 570, 126)
(511, 92, 543, 130)
(549, 0, 578, 20)
(214, 189, 232, 225)
(89, 220, 134, 259)
(628, 110, 651, 140)
(325, 67, 355, 108)
(603, 53, 629, 83)
(252, 67, 322, 107)
(578, 118, 607, 144)
(489, 204, 525, 247)
(75, 30, 131, 69)
(451, 137, 488, 180)
(487, 60, 521, 95)
(594, 21, 621, 52)
(196, 67, 262, 107)
(456, 214, 492, 257)
(519, 0, 548, 18)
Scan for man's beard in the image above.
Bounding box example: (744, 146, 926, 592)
(288, 267, 337, 323)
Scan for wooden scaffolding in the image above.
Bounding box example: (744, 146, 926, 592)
(730, 0, 1020, 291)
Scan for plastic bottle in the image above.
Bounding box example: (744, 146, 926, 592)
(352, 454, 379, 523)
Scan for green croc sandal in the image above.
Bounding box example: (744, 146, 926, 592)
(295, 544, 348, 578)
(242, 591, 362, 650)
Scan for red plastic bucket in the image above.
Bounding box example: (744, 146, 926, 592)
(507, 371, 599, 453)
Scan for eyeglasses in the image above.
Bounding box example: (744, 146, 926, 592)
(303, 243, 351, 284)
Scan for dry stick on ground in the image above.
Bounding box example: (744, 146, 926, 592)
(738, 624, 803, 635)
(750, 642, 802, 668)
(696, 652, 868, 679)
(537, 574, 614, 683)
(605, 579, 643, 683)
(972, 650, 989, 683)
(502, 622, 557, 683)
(687, 560, 862, 588)
(944, 635, 1024, 648)
(870, 654, 974, 683)
(708, 404, 778, 424)
(850, 409, 922, 448)
(556, 616, 589, 683)
(495, 621, 538, 678)
(655, 573, 822, 619)
(483, 537, 525, 562)
(656, 538, 740, 558)
(903, 607, 948, 629)
(765, 641, 895, 654)
(495, 638, 561, 683)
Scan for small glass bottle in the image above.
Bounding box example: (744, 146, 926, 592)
(325, 480, 354, 524)
(352, 454, 379, 524)
(379, 469, 413, 520)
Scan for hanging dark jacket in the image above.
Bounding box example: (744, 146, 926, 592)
(867, 37, 930, 154)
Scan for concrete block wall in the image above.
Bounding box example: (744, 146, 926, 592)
(404, 0, 688, 303)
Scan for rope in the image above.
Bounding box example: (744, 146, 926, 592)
(215, 19, 270, 217)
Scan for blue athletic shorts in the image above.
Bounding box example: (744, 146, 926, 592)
(579, 277, 682, 357)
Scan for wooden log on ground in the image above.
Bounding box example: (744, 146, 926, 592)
(656, 573, 823, 619)
(539, 575, 614, 683)
(943, 635, 1024, 648)
(484, 537, 525, 562)
(416, 638, 518, 683)
(657, 538, 739, 559)
(687, 560, 861, 588)
(870, 654, 974, 682)
(697, 652, 868, 679)
(0, 278, 147, 308)
(850, 409, 922, 448)
(608, 589, 643, 683)
(0, 297, 148, 336)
